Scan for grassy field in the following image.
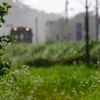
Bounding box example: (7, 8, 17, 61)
(2, 41, 100, 67)
(0, 41, 100, 99)
(0, 64, 100, 100)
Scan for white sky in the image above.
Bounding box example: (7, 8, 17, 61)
(20, 0, 97, 17)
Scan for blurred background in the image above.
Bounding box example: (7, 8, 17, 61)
(0, 0, 100, 44)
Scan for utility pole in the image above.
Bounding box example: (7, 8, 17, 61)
(85, 0, 90, 65)
(35, 17, 38, 43)
(96, 0, 99, 41)
(64, 0, 68, 40)
(66, 0, 68, 23)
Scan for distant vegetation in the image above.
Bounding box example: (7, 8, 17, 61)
(2, 41, 100, 68)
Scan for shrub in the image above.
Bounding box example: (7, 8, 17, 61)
(0, 2, 14, 76)
(45, 39, 54, 45)
(25, 58, 53, 67)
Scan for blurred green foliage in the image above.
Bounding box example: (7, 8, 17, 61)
(3, 40, 100, 68)
(0, 2, 14, 76)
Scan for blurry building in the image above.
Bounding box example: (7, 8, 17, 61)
(45, 18, 65, 43)
(76, 23, 82, 41)
(45, 18, 84, 42)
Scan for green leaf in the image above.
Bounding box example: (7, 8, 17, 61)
(0, 2, 12, 76)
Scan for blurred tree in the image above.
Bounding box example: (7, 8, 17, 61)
(0, 2, 14, 76)
(0, 2, 11, 27)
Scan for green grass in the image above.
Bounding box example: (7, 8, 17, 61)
(1, 64, 100, 100)
(2, 41, 100, 67)
(1, 41, 100, 99)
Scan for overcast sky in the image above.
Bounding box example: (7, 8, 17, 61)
(20, 0, 97, 17)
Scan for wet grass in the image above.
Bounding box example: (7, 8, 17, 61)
(2, 41, 100, 67)
(1, 41, 100, 99)
(0, 64, 100, 100)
